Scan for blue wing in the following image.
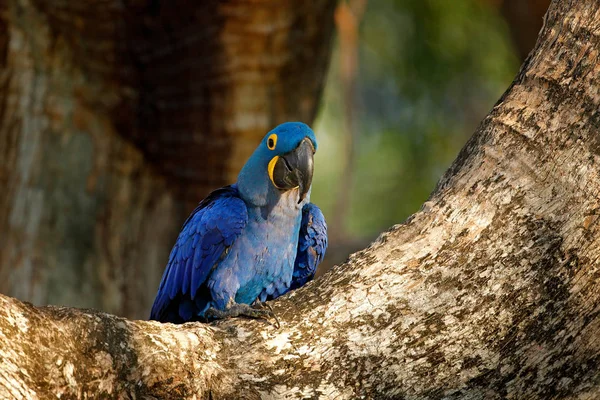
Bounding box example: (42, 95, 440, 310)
(150, 185, 247, 323)
(289, 203, 328, 291)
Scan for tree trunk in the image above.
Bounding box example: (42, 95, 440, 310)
(0, 0, 336, 319)
(2, 0, 600, 398)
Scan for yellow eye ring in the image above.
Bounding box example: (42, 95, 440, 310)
(267, 134, 277, 150)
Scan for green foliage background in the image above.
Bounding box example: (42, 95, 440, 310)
(312, 0, 519, 240)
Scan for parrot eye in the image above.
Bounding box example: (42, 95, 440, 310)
(267, 134, 277, 150)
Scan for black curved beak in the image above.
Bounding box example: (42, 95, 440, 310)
(272, 138, 315, 203)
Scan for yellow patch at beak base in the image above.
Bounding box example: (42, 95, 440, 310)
(268, 156, 280, 187)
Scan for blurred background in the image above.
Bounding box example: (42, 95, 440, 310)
(0, 0, 549, 319)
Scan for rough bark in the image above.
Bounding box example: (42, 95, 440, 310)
(2, 0, 600, 398)
(0, 0, 336, 319)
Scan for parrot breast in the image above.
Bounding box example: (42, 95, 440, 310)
(207, 188, 305, 308)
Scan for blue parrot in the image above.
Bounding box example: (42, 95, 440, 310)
(150, 122, 328, 323)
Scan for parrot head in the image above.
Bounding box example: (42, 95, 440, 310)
(237, 122, 317, 207)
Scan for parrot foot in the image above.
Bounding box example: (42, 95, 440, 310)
(205, 303, 278, 327)
(251, 300, 281, 329)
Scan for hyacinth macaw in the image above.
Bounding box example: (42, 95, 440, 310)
(150, 122, 328, 323)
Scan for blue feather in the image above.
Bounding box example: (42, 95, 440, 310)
(150, 185, 248, 322)
(289, 203, 328, 291)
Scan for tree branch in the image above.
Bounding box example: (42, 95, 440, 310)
(2, 0, 600, 398)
